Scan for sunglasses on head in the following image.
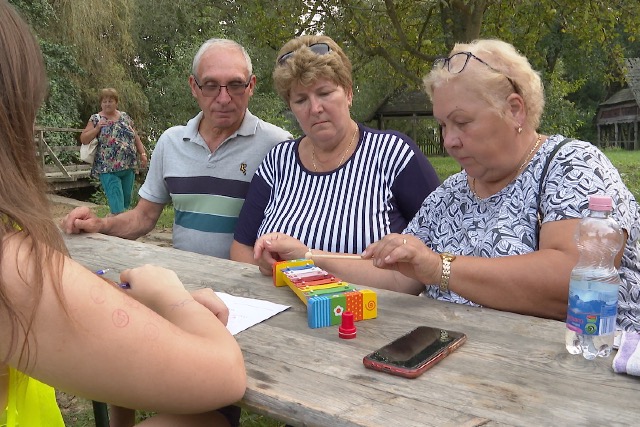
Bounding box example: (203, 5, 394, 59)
(277, 42, 331, 66)
(433, 51, 519, 94)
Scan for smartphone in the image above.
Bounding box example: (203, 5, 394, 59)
(363, 326, 466, 379)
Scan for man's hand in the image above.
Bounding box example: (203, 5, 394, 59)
(60, 206, 103, 234)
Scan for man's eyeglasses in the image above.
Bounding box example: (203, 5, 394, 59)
(433, 51, 519, 93)
(277, 42, 331, 66)
(193, 76, 251, 97)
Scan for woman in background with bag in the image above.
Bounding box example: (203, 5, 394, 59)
(80, 88, 148, 215)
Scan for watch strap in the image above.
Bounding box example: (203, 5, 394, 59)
(439, 253, 455, 293)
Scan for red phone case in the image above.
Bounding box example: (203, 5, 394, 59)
(363, 327, 466, 379)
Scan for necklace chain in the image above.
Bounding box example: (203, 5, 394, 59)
(312, 125, 358, 172)
(471, 133, 542, 199)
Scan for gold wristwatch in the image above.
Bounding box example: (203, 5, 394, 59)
(439, 252, 456, 293)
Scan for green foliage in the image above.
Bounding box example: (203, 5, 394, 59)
(38, 40, 82, 123)
(375, 117, 440, 156)
(130, 0, 226, 140)
(35, 39, 84, 164)
(8, 0, 54, 24)
(539, 65, 591, 138)
(251, 93, 295, 136)
(9, 0, 640, 174)
(352, 57, 401, 122)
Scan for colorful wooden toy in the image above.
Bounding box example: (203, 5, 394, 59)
(273, 259, 377, 328)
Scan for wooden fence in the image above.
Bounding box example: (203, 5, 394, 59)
(35, 126, 94, 191)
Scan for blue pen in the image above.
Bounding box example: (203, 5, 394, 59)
(95, 268, 130, 289)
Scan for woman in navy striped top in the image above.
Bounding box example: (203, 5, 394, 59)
(230, 35, 439, 271)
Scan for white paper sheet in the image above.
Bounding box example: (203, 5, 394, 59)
(216, 292, 290, 335)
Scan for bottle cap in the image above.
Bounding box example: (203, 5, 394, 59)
(588, 195, 613, 211)
(339, 311, 357, 339)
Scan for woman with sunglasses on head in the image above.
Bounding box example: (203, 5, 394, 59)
(254, 38, 640, 326)
(230, 35, 440, 270)
(0, 2, 246, 425)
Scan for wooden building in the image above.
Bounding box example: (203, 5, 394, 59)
(596, 58, 640, 150)
(365, 88, 443, 155)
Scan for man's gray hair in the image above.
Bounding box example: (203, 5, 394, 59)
(192, 38, 253, 78)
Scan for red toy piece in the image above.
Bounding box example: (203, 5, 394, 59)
(339, 311, 357, 339)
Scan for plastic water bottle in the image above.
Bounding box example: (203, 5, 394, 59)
(565, 195, 623, 359)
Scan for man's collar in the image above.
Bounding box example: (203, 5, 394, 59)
(235, 110, 259, 137)
(183, 112, 204, 142)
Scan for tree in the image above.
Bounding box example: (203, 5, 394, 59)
(298, 0, 640, 138)
(14, 0, 640, 148)
(16, 0, 147, 134)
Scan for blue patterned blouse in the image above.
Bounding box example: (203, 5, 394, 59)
(90, 112, 138, 176)
(405, 135, 640, 331)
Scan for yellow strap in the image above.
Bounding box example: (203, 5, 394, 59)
(0, 214, 21, 232)
(5, 368, 16, 427)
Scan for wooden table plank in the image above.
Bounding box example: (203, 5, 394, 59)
(63, 233, 640, 427)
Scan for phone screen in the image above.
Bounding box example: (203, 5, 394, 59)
(363, 326, 466, 377)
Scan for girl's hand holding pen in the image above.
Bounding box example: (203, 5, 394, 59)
(94, 265, 230, 324)
(95, 268, 130, 289)
(118, 265, 190, 312)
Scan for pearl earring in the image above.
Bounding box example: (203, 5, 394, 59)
(517, 126, 522, 134)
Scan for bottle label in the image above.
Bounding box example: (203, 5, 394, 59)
(566, 280, 618, 336)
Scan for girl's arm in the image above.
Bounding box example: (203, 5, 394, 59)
(0, 235, 246, 413)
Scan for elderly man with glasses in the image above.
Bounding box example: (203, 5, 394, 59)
(62, 38, 291, 260)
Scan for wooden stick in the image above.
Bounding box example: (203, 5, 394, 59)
(305, 252, 365, 260)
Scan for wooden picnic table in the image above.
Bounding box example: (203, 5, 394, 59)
(64, 232, 640, 427)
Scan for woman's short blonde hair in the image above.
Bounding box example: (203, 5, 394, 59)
(99, 87, 119, 103)
(273, 35, 352, 104)
(423, 39, 544, 130)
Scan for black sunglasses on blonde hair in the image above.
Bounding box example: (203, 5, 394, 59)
(433, 51, 519, 94)
(277, 42, 331, 65)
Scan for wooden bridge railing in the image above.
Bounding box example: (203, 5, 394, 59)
(35, 126, 94, 191)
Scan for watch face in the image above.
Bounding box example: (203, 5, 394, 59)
(442, 253, 456, 261)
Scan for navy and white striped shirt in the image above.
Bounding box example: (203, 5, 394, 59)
(234, 124, 440, 254)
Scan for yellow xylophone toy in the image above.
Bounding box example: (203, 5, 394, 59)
(273, 259, 377, 328)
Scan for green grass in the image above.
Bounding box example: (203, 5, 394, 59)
(426, 154, 462, 182)
(90, 176, 175, 227)
(95, 203, 174, 228)
(602, 148, 640, 201)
